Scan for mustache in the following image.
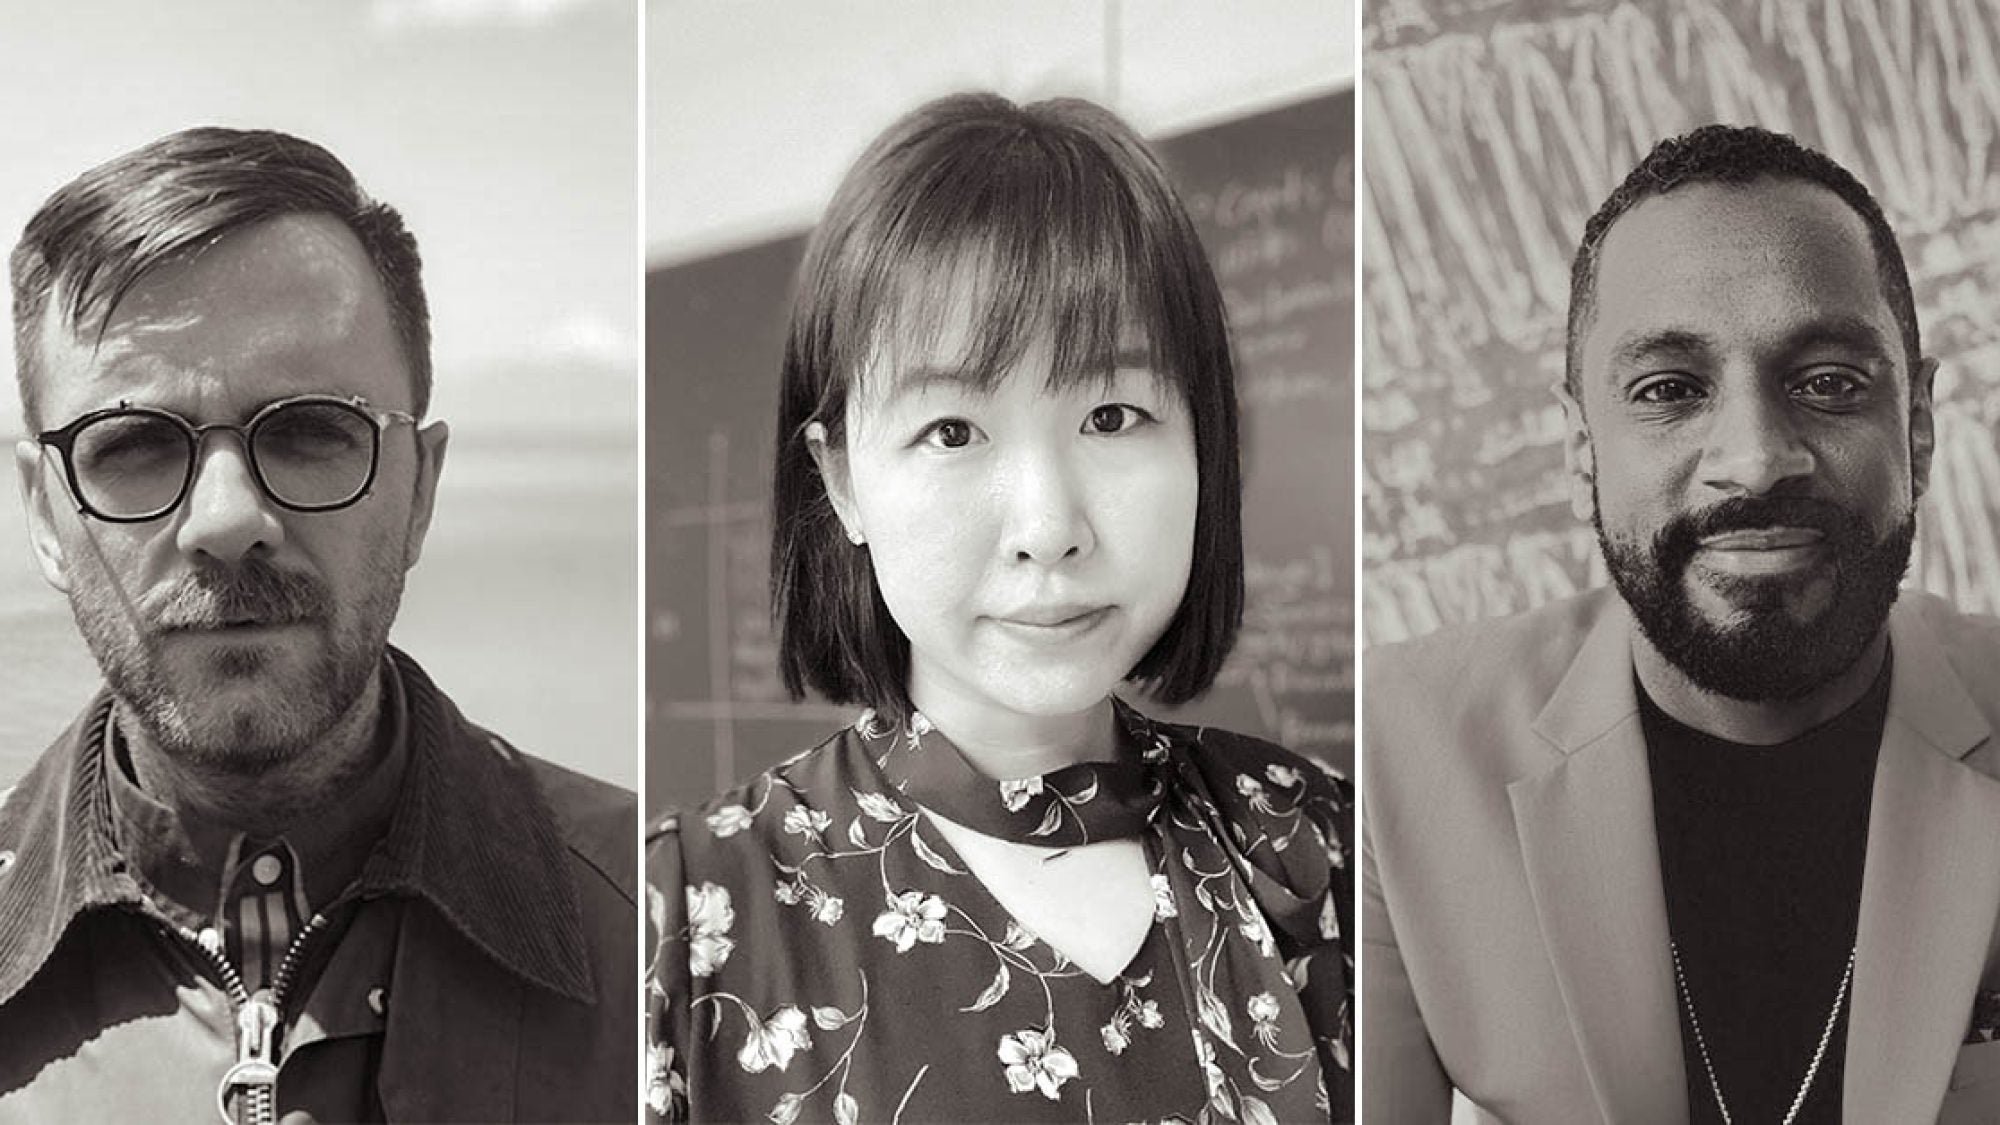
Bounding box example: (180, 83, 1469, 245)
(1673, 494, 1859, 543)
(143, 558, 333, 630)
(1649, 494, 1877, 575)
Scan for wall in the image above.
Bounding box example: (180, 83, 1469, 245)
(1362, 0, 2000, 646)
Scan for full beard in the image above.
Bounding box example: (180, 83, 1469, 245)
(1595, 492, 1915, 702)
(68, 552, 406, 776)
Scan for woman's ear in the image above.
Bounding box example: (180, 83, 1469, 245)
(805, 421, 865, 545)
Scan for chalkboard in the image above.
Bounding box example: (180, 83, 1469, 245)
(1362, 0, 2000, 647)
(649, 90, 1354, 816)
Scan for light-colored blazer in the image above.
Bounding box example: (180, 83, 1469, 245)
(1363, 588, 2000, 1123)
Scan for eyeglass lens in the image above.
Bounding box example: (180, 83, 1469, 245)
(69, 401, 380, 518)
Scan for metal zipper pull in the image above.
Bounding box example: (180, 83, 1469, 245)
(216, 989, 280, 1125)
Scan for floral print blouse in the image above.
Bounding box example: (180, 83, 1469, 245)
(646, 700, 1353, 1123)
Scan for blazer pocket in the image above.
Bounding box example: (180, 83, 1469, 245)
(1943, 1042, 2000, 1125)
(1944, 1040, 2000, 1088)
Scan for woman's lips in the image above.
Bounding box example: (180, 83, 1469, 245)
(991, 605, 1114, 642)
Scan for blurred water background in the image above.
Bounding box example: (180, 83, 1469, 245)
(0, 0, 638, 789)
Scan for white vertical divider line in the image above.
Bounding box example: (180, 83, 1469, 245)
(634, 0, 652, 1115)
(1349, 0, 1368, 1117)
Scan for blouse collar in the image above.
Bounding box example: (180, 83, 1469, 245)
(858, 697, 1170, 846)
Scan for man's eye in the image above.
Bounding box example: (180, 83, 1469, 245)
(918, 418, 978, 449)
(1794, 369, 1864, 402)
(1085, 404, 1154, 434)
(1632, 377, 1704, 405)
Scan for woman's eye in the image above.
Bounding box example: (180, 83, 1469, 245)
(1085, 404, 1152, 434)
(1632, 377, 1704, 406)
(919, 418, 977, 449)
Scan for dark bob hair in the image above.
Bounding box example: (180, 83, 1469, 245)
(772, 92, 1244, 720)
(12, 126, 431, 429)
(1566, 123, 1917, 400)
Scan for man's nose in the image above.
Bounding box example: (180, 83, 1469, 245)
(174, 438, 285, 562)
(999, 446, 1096, 565)
(1698, 385, 1816, 496)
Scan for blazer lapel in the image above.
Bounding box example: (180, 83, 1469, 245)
(1509, 602, 1689, 1125)
(1843, 601, 2000, 1119)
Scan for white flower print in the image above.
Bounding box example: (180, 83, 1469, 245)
(686, 882, 736, 977)
(1195, 1034, 1232, 1116)
(1247, 991, 1282, 1024)
(1239, 906, 1276, 956)
(782, 805, 832, 839)
(738, 1004, 812, 1073)
(1101, 1017, 1131, 1055)
(707, 804, 754, 837)
(810, 892, 845, 926)
(1136, 999, 1163, 1029)
(855, 708, 892, 740)
(645, 1041, 686, 1117)
(1151, 873, 1178, 921)
(854, 789, 905, 823)
(999, 776, 1045, 812)
(767, 1092, 803, 1125)
(872, 890, 948, 952)
(773, 881, 801, 905)
(1235, 774, 1266, 799)
(1320, 892, 1342, 942)
(998, 1029, 1079, 1100)
(1248, 991, 1284, 1049)
(1265, 763, 1301, 789)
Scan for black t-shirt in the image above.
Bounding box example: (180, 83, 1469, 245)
(1641, 656, 1889, 1125)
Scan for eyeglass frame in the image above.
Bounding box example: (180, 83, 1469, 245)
(35, 393, 421, 523)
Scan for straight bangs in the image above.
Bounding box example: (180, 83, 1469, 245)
(825, 122, 1200, 424)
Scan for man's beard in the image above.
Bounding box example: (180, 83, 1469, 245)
(1595, 492, 1914, 702)
(68, 552, 406, 775)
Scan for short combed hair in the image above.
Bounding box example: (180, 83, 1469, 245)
(12, 127, 431, 429)
(1565, 124, 1918, 398)
(772, 93, 1244, 720)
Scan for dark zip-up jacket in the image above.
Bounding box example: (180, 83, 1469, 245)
(0, 649, 635, 1123)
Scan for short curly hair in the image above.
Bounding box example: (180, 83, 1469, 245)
(1564, 124, 1917, 399)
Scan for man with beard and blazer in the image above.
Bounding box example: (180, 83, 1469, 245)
(1364, 124, 2000, 1123)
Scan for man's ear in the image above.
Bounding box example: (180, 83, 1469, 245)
(804, 421, 863, 545)
(1910, 356, 1939, 502)
(401, 421, 450, 570)
(1553, 384, 1597, 523)
(15, 440, 72, 594)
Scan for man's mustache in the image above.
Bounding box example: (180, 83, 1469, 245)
(1653, 494, 1873, 566)
(143, 559, 333, 630)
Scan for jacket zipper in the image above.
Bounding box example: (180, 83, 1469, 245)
(165, 912, 333, 1125)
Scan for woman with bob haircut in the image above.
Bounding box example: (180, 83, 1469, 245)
(646, 92, 1352, 1124)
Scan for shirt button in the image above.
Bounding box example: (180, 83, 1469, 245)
(368, 987, 387, 1016)
(0, 849, 14, 875)
(252, 854, 283, 886)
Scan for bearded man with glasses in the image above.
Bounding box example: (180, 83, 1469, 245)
(0, 128, 634, 1123)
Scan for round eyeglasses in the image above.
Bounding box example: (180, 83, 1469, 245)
(36, 394, 419, 523)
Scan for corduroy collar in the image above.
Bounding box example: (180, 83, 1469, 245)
(0, 647, 593, 1007)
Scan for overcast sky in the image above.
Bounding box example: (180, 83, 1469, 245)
(0, 0, 637, 435)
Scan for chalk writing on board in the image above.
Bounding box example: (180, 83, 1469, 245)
(1364, 0, 2000, 647)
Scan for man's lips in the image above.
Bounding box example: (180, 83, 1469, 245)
(1693, 526, 1827, 575)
